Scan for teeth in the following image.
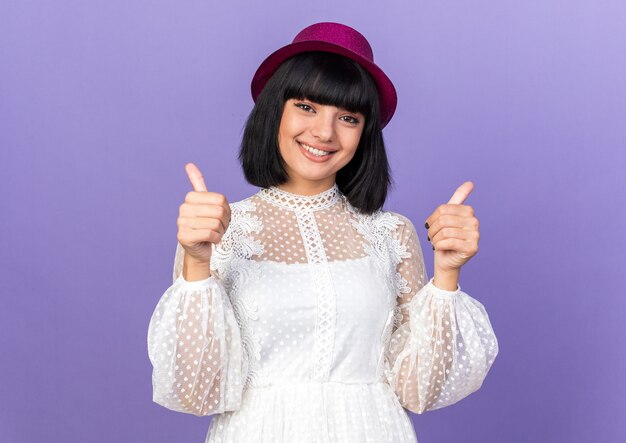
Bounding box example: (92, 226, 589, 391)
(300, 142, 331, 157)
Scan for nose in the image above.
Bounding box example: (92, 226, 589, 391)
(310, 110, 334, 142)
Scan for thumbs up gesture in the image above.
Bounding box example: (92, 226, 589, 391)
(177, 163, 231, 268)
(424, 181, 480, 285)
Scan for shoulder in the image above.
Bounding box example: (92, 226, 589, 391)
(228, 194, 258, 214)
(386, 210, 416, 229)
(347, 202, 416, 244)
(223, 192, 263, 226)
(385, 210, 413, 228)
(384, 210, 418, 244)
(211, 193, 264, 272)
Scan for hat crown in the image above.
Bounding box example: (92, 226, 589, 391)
(292, 22, 374, 62)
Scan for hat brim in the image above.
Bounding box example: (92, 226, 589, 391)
(251, 40, 397, 129)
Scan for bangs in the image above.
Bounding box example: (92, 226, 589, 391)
(281, 52, 378, 117)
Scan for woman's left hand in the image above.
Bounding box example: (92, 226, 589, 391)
(424, 181, 480, 274)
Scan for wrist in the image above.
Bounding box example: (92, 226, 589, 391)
(432, 267, 460, 291)
(183, 253, 211, 281)
(184, 252, 210, 266)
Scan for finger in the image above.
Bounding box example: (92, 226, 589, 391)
(426, 207, 475, 236)
(430, 227, 479, 245)
(179, 228, 223, 245)
(447, 181, 474, 205)
(184, 192, 231, 224)
(432, 237, 474, 253)
(183, 195, 232, 232)
(180, 202, 229, 222)
(185, 162, 208, 192)
(424, 182, 474, 229)
(178, 216, 226, 234)
(427, 213, 476, 236)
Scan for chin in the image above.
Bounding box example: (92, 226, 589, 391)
(288, 165, 335, 181)
(297, 171, 335, 181)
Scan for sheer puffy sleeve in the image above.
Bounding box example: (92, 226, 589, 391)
(146, 241, 245, 416)
(385, 213, 499, 414)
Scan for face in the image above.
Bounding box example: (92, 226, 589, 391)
(277, 98, 366, 194)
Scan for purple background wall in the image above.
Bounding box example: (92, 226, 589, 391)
(1, 1, 624, 442)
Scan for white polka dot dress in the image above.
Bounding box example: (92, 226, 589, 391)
(147, 183, 499, 443)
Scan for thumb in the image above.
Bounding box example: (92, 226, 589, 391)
(447, 181, 474, 205)
(185, 162, 208, 192)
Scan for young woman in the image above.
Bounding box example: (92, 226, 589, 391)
(147, 22, 498, 443)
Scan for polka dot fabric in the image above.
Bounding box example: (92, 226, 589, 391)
(147, 183, 499, 442)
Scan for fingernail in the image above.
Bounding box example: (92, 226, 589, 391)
(427, 235, 430, 241)
(432, 245, 435, 250)
(424, 222, 429, 229)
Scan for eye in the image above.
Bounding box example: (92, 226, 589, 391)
(295, 102, 314, 112)
(341, 115, 360, 125)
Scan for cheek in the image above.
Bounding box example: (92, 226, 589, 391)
(342, 131, 362, 155)
(277, 124, 292, 152)
(278, 119, 301, 148)
(335, 139, 360, 167)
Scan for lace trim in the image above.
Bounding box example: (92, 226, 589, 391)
(346, 204, 412, 381)
(258, 183, 340, 211)
(211, 198, 265, 388)
(347, 208, 410, 297)
(295, 209, 337, 382)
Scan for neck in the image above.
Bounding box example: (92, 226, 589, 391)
(276, 177, 337, 196)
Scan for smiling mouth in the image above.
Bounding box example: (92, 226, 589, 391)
(298, 141, 334, 157)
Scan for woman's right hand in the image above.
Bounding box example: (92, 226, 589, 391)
(177, 162, 231, 266)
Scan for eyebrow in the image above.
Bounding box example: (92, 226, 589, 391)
(292, 98, 364, 118)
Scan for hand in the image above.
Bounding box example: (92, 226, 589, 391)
(176, 162, 231, 265)
(425, 181, 480, 276)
